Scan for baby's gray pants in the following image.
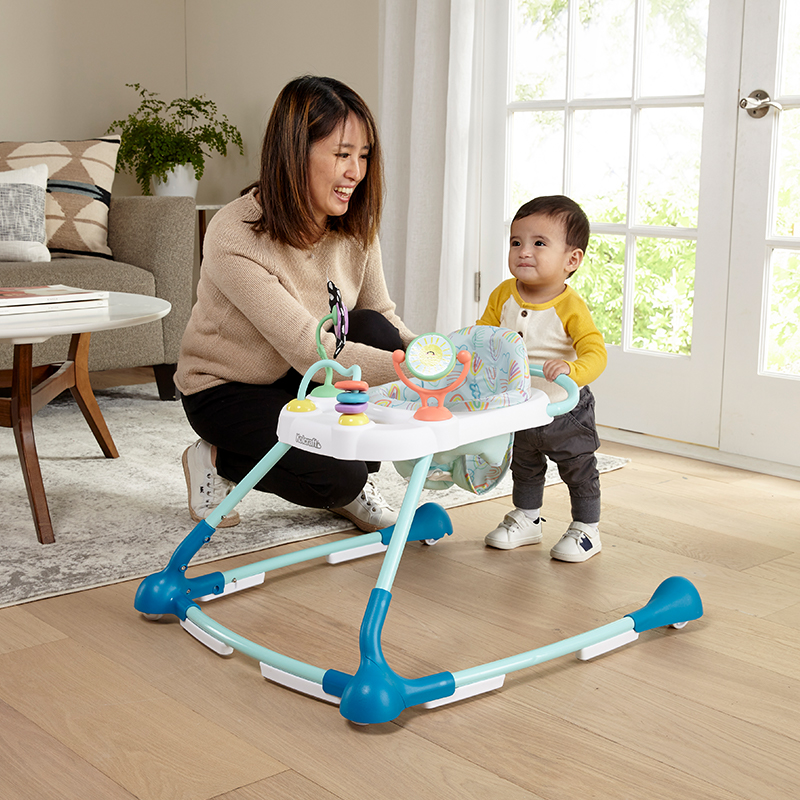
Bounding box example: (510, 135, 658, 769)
(510, 386, 601, 524)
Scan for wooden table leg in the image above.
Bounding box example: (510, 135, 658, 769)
(68, 332, 119, 459)
(10, 344, 55, 544)
(2, 333, 120, 543)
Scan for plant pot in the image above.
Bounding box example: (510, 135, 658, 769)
(152, 163, 199, 198)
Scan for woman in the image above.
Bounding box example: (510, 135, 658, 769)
(176, 76, 415, 530)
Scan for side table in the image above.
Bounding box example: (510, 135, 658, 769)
(0, 292, 171, 543)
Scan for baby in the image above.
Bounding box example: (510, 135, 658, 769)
(477, 195, 607, 562)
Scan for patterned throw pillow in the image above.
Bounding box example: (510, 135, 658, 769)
(0, 137, 120, 259)
(0, 163, 50, 262)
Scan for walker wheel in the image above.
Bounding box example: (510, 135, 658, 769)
(670, 621, 688, 629)
(142, 613, 163, 621)
(423, 538, 439, 546)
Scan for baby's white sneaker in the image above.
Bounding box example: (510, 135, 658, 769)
(484, 509, 543, 550)
(550, 521, 601, 562)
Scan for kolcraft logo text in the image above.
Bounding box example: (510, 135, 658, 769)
(296, 434, 322, 449)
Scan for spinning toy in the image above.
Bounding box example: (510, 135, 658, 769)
(135, 289, 703, 725)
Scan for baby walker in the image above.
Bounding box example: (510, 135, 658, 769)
(135, 283, 703, 725)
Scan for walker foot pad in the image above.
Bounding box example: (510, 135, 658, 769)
(576, 629, 639, 661)
(260, 662, 341, 704)
(181, 617, 234, 656)
(327, 542, 388, 564)
(423, 675, 505, 709)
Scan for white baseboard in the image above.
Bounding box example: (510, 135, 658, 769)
(597, 425, 800, 482)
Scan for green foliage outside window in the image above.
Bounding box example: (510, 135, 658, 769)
(569, 234, 624, 346)
(767, 251, 800, 375)
(570, 197, 695, 355)
(775, 111, 800, 237)
(511, 0, 799, 372)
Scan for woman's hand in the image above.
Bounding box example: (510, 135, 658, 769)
(542, 359, 570, 382)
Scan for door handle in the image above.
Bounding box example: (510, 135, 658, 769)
(739, 89, 783, 118)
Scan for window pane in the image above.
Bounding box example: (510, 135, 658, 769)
(570, 234, 625, 346)
(636, 107, 702, 228)
(632, 237, 695, 355)
(765, 250, 800, 376)
(773, 109, 800, 237)
(510, 110, 564, 211)
(572, 109, 630, 223)
(573, 0, 634, 98)
(639, 0, 709, 96)
(512, 0, 567, 100)
(780, 0, 800, 96)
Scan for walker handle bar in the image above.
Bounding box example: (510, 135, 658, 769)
(529, 365, 580, 418)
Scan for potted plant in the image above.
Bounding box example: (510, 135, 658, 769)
(107, 83, 244, 196)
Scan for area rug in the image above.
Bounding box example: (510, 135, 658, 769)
(0, 384, 627, 608)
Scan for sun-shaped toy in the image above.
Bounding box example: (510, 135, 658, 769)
(393, 332, 471, 421)
(404, 333, 456, 381)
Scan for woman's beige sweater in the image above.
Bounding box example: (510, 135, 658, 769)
(176, 191, 415, 396)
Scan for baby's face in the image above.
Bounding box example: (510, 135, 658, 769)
(508, 213, 582, 301)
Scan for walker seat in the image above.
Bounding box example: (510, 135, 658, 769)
(369, 325, 531, 494)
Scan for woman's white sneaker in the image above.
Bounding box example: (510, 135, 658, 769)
(550, 521, 601, 562)
(484, 509, 543, 549)
(331, 478, 398, 532)
(182, 439, 240, 528)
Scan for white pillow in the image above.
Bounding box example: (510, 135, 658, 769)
(0, 163, 51, 262)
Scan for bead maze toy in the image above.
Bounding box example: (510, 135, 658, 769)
(135, 289, 703, 725)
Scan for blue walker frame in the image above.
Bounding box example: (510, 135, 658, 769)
(136, 333, 703, 725)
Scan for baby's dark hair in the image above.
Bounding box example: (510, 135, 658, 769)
(514, 195, 590, 254)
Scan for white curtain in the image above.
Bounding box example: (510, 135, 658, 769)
(378, 0, 484, 335)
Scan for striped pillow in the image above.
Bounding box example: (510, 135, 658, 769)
(0, 137, 120, 259)
(0, 163, 50, 262)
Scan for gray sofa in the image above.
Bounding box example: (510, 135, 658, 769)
(0, 195, 195, 400)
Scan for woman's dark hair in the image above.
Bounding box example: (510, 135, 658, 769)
(244, 75, 383, 250)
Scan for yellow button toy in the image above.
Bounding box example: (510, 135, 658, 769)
(338, 412, 370, 426)
(286, 398, 317, 413)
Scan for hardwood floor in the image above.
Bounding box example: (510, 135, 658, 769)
(1, 369, 798, 799)
(89, 365, 158, 392)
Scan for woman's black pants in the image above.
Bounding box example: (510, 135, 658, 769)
(181, 309, 404, 509)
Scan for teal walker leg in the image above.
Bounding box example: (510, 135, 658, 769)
(322, 454, 460, 724)
(134, 441, 291, 619)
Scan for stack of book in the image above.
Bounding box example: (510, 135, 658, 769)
(0, 285, 110, 316)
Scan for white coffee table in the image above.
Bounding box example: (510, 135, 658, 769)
(0, 292, 171, 543)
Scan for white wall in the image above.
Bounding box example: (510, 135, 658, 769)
(0, 0, 380, 204)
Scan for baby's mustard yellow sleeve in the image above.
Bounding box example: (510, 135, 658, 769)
(476, 280, 512, 327)
(558, 291, 607, 386)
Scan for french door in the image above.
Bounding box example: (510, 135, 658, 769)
(480, 0, 800, 470)
(720, 0, 800, 466)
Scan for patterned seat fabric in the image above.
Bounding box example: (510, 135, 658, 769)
(370, 326, 531, 494)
